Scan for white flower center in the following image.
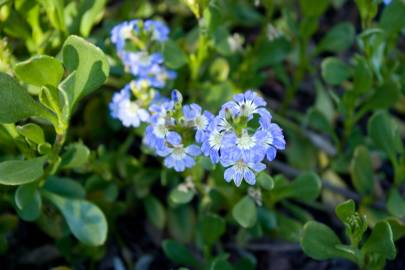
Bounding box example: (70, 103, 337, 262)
(172, 146, 186, 160)
(239, 100, 257, 116)
(235, 159, 248, 171)
(122, 100, 140, 116)
(237, 131, 256, 150)
(153, 119, 168, 138)
(208, 130, 223, 151)
(194, 115, 208, 130)
(263, 131, 274, 146)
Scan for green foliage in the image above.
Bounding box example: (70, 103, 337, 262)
(61, 35, 109, 110)
(232, 196, 257, 228)
(0, 73, 56, 124)
(0, 0, 404, 269)
(302, 200, 397, 269)
(0, 156, 47, 185)
(43, 191, 108, 246)
(15, 55, 64, 87)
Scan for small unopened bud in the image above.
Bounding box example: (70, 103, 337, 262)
(171, 89, 183, 104)
(224, 107, 233, 122)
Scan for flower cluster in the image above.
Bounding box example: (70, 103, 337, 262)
(110, 19, 175, 88)
(144, 89, 285, 187)
(109, 82, 155, 127)
(109, 19, 176, 127)
(144, 90, 213, 172)
(200, 91, 285, 186)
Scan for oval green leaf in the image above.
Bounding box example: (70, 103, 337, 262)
(0, 156, 47, 186)
(43, 191, 107, 246)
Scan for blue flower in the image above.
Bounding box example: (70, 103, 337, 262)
(144, 20, 170, 42)
(256, 123, 286, 161)
(110, 20, 176, 90)
(160, 131, 201, 172)
(221, 152, 266, 187)
(199, 90, 285, 186)
(111, 20, 140, 52)
(183, 104, 213, 142)
(109, 84, 150, 128)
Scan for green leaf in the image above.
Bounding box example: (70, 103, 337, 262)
(197, 214, 225, 247)
(211, 256, 233, 270)
(335, 201, 367, 246)
(301, 221, 355, 261)
(355, 0, 378, 23)
(43, 191, 107, 246)
(144, 195, 166, 229)
(386, 218, 405, 241)
(232, 196, 257, 228)
(299, 0, 329, 17)
(350, 146, 374, 195)
(321, 57, 351, 85)
(318, 22, 355, 53)
(14, 183, 42, 221)
(0, 156, 47, 185)
(387, 189, 405, 218)
(256, 172, 274, 191)
(163, 40, 188, 69)
(274, 172, 322, 203)
(16, 123, 45, 145)
(79, 0, 107, 37)
(37, 0, 65, 32)
(44, 176, 86, 199)
(361, 221, 396, 260)
(364, 80, 401, 111)
(14, 55, 64, 87)
(60, 35, 109, 109)
(380, 0, 405, 33)
(0, 73, 56, 124)
(257, 208, 277, 231)
(335, 199, 356, 224)
(60, 142, 90, 169)
(162, 240, 198, 268)
(168, 205, 195, 243)
(169, 187, 194, 205)
(368, 111, 403, 162)
(353, 56, 372, 94)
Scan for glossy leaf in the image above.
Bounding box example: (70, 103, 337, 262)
(197, 214, 225, 247)
(301, 221, 355, 261)
(43, 191, 107, 246)
(14, 183, 42, 221)
(144, 195, 166, 229)
(274, 172, 322, 203)
(368, 111, 403, 162)
(350, 146, 374, 195)
(0, 156, 47, 185)
(60, 142, 90, 169)
(16, 123, 45, 145)
(163, 40, 188, 69)
(60, 35, 109, 109)
(14, 55, 64, 87)
(321, 57, 351, 85)
(0, 73, 55, 124)
(361, 221, 396, 260)
(169, 187, 194, 205)
(232, 196, 257, 228)
(318, 22, 355, 53)
(387, 189, 405, 218)
(44, 176, 86, 199)
(256, 172, 274, 191)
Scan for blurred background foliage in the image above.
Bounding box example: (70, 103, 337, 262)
(0, 0, 404, 269)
